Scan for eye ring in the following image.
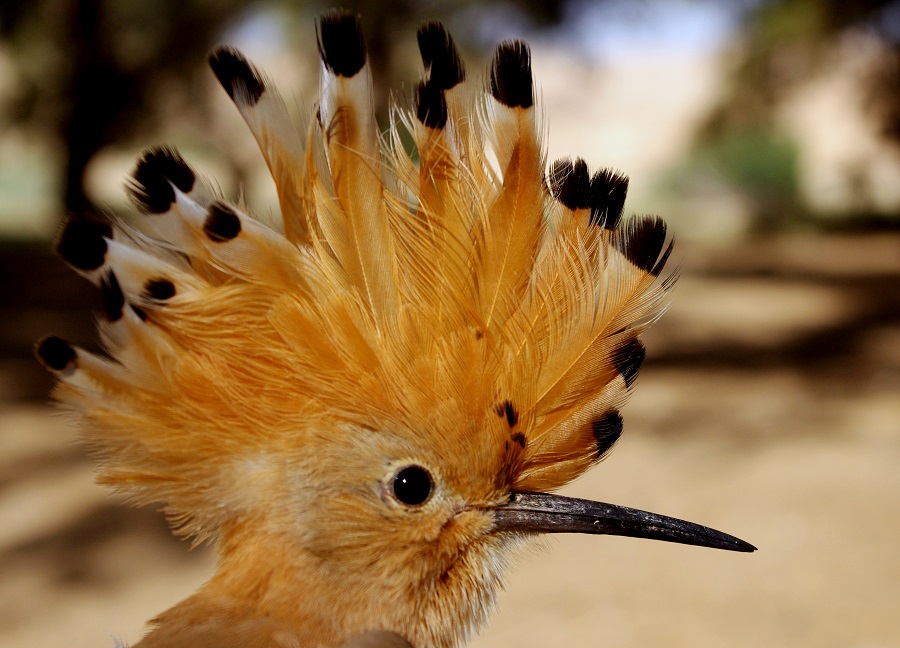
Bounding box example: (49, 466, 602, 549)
(391, 465, 434, 507)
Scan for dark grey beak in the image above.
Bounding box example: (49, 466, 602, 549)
(492, 491, 756, 553)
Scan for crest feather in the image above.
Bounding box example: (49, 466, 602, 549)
(42, 17, 675, 540)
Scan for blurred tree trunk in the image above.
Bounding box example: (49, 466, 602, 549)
(60, 0, 133, 214)
(2, 0, 250, 217)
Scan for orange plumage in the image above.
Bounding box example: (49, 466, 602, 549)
(38, 11, 752, 648)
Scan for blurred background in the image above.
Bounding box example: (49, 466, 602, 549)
(1, 0, 898, 646)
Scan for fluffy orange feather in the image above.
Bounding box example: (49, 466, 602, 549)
(38, 10, 752, 648)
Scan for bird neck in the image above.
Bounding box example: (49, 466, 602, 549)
(137, 522, 509, 648)
(135, 527, 337, 646)
(209, 525, 353, 641)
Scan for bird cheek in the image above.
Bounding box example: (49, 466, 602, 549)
(453, 508, 495, 537)
(435, 509, 494, 557)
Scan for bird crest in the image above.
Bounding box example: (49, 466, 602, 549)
(38, 11, 751, 648)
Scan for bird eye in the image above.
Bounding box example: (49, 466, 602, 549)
(392, 465, 433, 506)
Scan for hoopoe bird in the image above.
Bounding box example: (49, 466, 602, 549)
(37, 11, 754, 648)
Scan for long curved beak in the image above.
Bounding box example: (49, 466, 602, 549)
(492, 491, 756, 553)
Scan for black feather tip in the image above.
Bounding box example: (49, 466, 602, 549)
(204, 202, 242, 242)
(591, 410, 623, 459)
(143, 278, 176, 301)
(56, 216, 112, 271)
(615, 216, 673, 276)
(415, 23, 465, 129)
(490, 40, 533, 109)
(416, 81, 448, 129)
(549, 158, 591, 210)
(100, 272, 125, 322)
(129, 147, 196, 214)
(317, 11, 366, 78)
(612, 338, 646, 389)
(417, 22, 465, 90)
(35, 336, 77, 372)
(589, 168, 629, 229)
(209, 46, 265, 106)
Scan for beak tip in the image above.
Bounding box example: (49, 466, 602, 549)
(735, 539, 758, 553)
(716, 531, 756, 553)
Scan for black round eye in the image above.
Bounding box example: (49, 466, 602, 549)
(392, 466, 433, 506)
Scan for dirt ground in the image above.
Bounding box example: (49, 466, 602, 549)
(1, 232, 898, 647)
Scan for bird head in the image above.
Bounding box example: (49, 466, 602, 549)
(38, 10, 753, 648)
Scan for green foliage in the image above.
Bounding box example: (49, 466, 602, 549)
(699, 128, 798, 199)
